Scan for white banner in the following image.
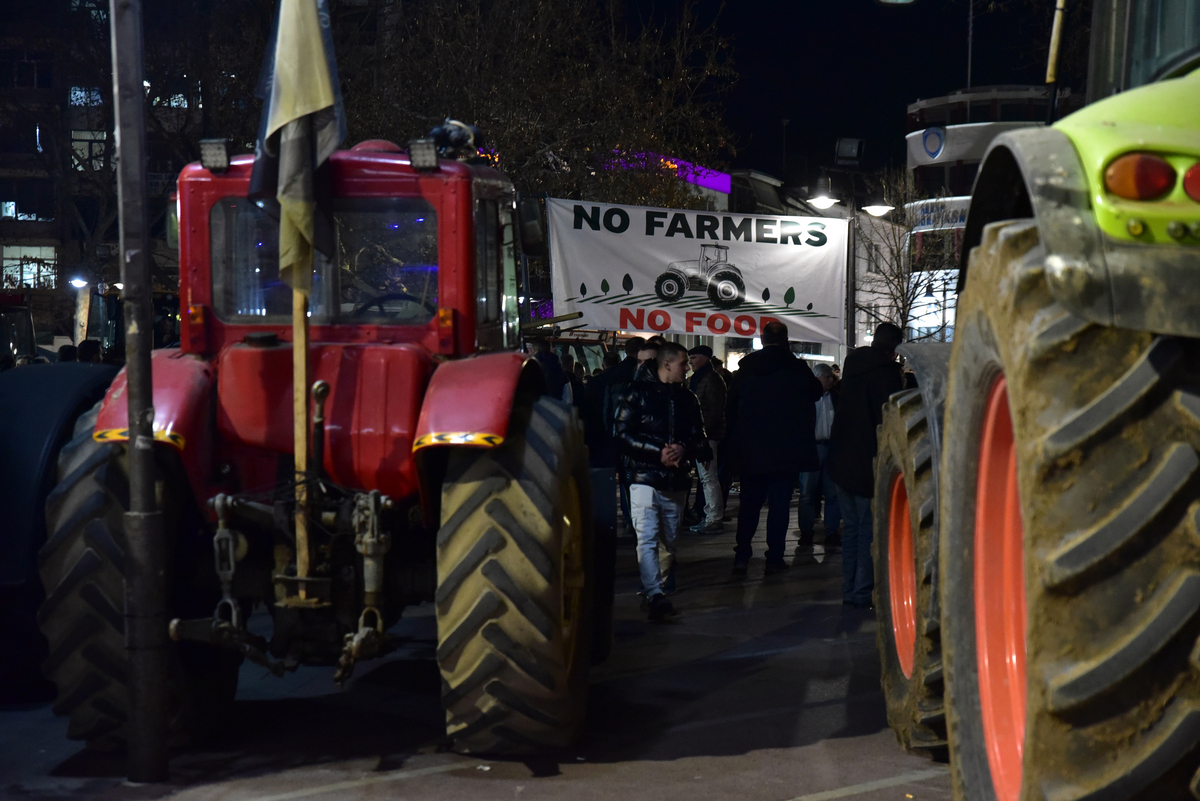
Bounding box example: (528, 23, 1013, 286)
(547, 199, 848, 343)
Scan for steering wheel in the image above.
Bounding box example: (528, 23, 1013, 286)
(351, 292, 437, 320)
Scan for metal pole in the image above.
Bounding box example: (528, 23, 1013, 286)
(967, 0, 974, 89)
(845, 217, 857, 349)
(109, 0, 168, 782)
(1046, 0, 1067, 123)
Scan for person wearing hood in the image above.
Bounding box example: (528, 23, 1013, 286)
(725, 321, 824, 575)
(614, 342, 712, 620)
(827, 322, 905, 609)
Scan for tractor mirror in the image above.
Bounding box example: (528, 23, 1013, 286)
(517, 197, 547, 258)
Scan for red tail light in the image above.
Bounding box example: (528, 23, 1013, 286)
(1184, 163, 1200, 203)
(1104, 153, 1177, 200)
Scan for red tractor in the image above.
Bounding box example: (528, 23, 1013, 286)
(25, 139, 602, 754)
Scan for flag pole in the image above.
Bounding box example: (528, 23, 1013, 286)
(293, 283, 310, 597)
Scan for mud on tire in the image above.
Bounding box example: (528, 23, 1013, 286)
(436, 396, 594, 754)
(941, 219, 1200, 801)
(37, 403, 239, 751)
(873, 388, 947, 761)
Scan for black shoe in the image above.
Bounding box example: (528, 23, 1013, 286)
(824, 533, 842, 554)
(648, 593, 675, 621)
(764, 559, 790, 575)
(731, 559, 749, 576)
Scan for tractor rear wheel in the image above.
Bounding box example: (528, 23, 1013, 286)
(436, 396, 594, 754)
(873, 388, 947, 761)
(38, 403, 240, 751)
(941, 219, 1200, 801)
(707, 270, 744, 309)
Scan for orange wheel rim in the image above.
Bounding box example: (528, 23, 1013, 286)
(974, 375, 1026, 801)
(888, 472, 917, 678)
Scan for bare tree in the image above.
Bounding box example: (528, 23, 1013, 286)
(854, 168, 959, 343)
(343, 0, 736, 208)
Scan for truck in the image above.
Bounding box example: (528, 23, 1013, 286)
(870, 2, 1200, 799)
(1, 136, 607, 755)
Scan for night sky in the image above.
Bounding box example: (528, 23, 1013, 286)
(650, 0, 1052, 186)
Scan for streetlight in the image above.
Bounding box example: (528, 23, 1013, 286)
(70, 277, 88, 288)
(809, 175, 838, 210)
(863, 197, 895, 217)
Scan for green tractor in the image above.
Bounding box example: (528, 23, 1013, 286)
(872, 2, 1200, 800)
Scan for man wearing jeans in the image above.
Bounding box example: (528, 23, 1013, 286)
(614, 342, 712, 621)
(797, 362, 841, 563)
(724, 321, 824, 575)
(828, 323, 905, 609)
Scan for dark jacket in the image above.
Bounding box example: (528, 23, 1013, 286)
(581, 355, 639, 468)
(828, 344, 905, 497)
(614, 363, 713, 492)
(725, 346, 824, 476)
(532, 350, 567, 400)
(688, 362, 727, 440)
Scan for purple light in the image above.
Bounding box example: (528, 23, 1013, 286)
(609, 152, 731, 194)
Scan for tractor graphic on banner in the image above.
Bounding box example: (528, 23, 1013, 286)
(654, 243, 746, 309)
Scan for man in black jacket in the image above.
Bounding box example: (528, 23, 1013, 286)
(725, 321, 824, 575)
(828, 322, 905, 608)
(614, 342, 712, 620)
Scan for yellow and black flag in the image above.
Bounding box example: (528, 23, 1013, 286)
(248, 0, 346, 294)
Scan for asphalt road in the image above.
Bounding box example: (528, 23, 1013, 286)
(0, 493, 953, 801)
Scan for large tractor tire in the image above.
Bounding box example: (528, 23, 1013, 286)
(38, 403, 240, 751)
(940, 219, 1200, 801)
(0, 363, 116, 702)
(436, 396, 594, 754)
(873, 387, 948, 761)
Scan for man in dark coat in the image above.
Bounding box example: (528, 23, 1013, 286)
(582, 336, 645, 469)
(828, 322, 905, 608)
(614, 342, 712, 620)
(725, 321, 824, 574)
(686, 344, 726, 533)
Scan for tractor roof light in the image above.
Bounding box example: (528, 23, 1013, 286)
(70, 278, 88, 288)
(1104, 153, 1176, 200)
(199, 138, 231, 173)
(1184, 163, 1200, 203)
(408, 138, 439, 172)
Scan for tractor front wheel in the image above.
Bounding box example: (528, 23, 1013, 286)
(655, 273, 686, 303)
(436, 396, 593, 754)
(37, 403, 240, 751)
(941, 219, 1200, 801)
(873, 387, 947, 761)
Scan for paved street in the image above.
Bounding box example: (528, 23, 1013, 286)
(1, 494, 953, 801)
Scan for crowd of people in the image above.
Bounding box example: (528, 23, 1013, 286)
(0, 340, 104, 371)
(542, 320, 907, 621)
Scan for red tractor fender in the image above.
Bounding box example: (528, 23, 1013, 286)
(413, 351, 544, 452)
(93, 348, 216, 499)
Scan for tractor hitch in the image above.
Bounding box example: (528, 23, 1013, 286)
(168, 617, 297, 677)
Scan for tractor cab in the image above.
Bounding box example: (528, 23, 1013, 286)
(81, 285, 180, 362)
(180, 144, 523, 359)
(699, 243, 729, 275)
(0, 291, 36, 363)
(1088, 0, 1200, 102)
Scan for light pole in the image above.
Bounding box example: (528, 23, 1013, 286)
(781, 119, 790, 180)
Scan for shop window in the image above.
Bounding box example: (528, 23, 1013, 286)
(2, 245, 57, 288)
